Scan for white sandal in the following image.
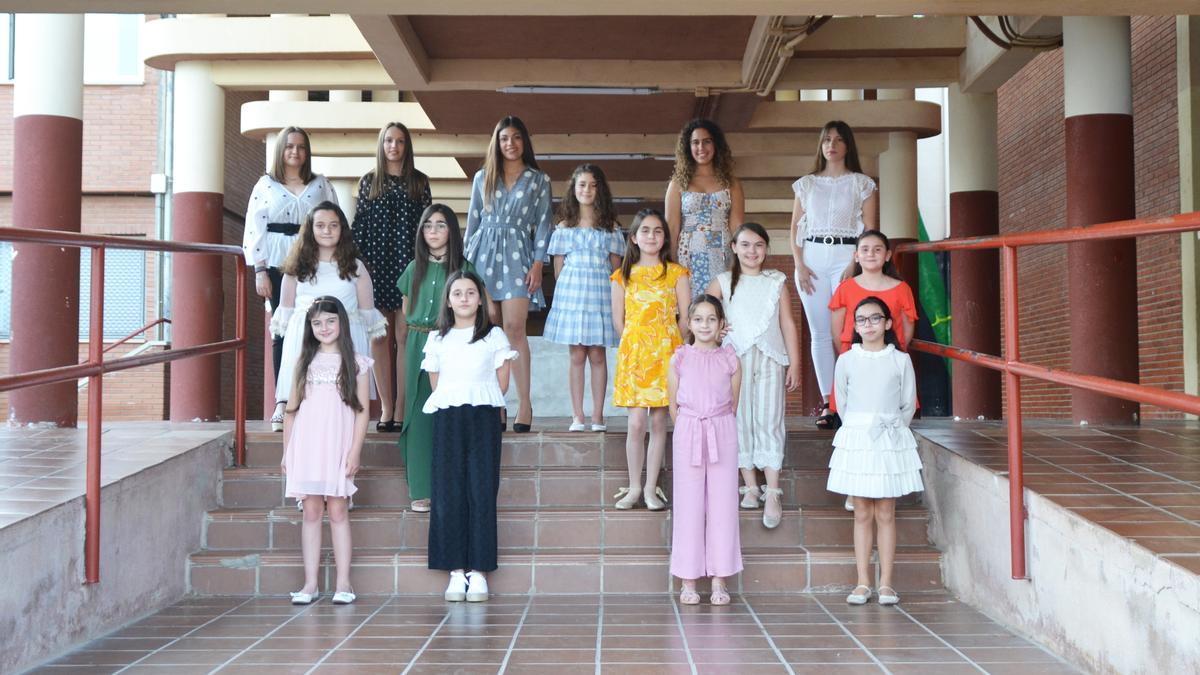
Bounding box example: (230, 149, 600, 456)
(739, 484, 763, 509)
(846, 585, 872, 605)
(643, 486, 669, 511)
(613, 487, 641, 509)
(761, 487, 784, 529)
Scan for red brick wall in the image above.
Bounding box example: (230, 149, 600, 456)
(996, 16, 1182, 420)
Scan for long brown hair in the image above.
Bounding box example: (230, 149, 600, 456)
(558, 164, 618, 231)
(670, 118, 735, 191)
(481, 115, 539, 211)
(407, 204, 466, 316)
(286, 296, 364, 414)
(686, 294, 726, 345)
(617, 208, 673, 284)
(269, 126, 314, 185)
(435, 270, 495, 342)
(365, 121, 430, 201)
(812, 120, 864, 175)
(729, 222, 770, 299)
(282, 201, 360, 282)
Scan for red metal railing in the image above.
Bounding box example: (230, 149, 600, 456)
(0, 228, 247, 584)
(101, 317, 171, 354)
(896, 211, 1200, 580)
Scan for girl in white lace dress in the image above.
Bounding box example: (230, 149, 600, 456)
(789, 121, 878, 429)
(706, 223, 801, 529)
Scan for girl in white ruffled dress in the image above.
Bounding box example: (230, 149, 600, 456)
(827, 296, 922, 607)
(272, 202, 387, 414)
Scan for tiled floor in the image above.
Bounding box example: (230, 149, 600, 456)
(915, 420, 1200, 573)
(32, 592, 1077, 674)
(0, 422, 231, 528)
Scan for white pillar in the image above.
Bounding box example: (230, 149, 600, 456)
(800, 89, 829, 101)
(830, 89, 862, 101)
(331, 178, 357, 223)
(947, 85, 999, 195)
(1063, 17, 1133, 117)
(372, 89, 401, 102)
(774, 90, 798, 102)
(876, 89, 918, 240)
(329, 90, 362, 103)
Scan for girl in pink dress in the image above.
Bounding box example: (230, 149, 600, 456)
(281, 296, 372, 606)
(667, 295, 743, 605)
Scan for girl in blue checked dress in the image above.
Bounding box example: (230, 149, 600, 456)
(544, 164, 626, 432)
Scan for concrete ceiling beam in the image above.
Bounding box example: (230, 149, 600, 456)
(959, 16, 1063, 93)
(748, 100, 943, 138)
(791, 16, 966, 55)
(241, 101, 435, 138)
(141, 15, 371, 71)
(209, 60, 394, 90)
(302, 131, 891, 157)
(774, 56, 959, 90)
(350, 15, 430, 86)
(38, 2, 1200, 15)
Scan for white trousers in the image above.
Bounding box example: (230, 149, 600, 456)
(736, 346, 786, 471)
(794, 243, 854, 398)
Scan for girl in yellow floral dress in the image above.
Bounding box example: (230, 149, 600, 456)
(610, 208, 690, 510)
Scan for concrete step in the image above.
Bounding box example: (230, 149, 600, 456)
(219, 466, 918, 510)
(202, 504, 931, 551)
(187, 545, 944, 596)
(241, 429, 840, 470)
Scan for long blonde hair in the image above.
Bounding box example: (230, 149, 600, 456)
(481, 116, 539, 212)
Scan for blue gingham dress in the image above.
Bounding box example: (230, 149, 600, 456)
(464, 168, 554, 310)
(543, 226, 627, 347)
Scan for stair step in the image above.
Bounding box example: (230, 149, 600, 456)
(187, 545, 943, 596)
(241, 429, 838, 470)
(221, 466, 918, 509)
(202, 504, 930, 551)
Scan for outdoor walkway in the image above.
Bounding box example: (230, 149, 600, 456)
(30, 592, 1076, 674)
(915, 420, 1200, 573)
(0, 422, 232, 528)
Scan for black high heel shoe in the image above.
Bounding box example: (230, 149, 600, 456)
(513, 411, 532, 434)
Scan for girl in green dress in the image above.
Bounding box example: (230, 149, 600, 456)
(397, 204, 474, 512)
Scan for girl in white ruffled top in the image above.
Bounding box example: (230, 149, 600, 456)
(271, 202, 387, 427)
(706, 223, 801, 530)
(827, 296, 922, 608)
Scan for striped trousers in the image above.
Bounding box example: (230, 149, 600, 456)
(736, 346, 787, 471)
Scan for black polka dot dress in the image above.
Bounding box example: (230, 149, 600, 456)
(351, 172, 433, 312)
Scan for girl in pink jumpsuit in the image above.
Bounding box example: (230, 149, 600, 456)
(667, 294, 743, 605)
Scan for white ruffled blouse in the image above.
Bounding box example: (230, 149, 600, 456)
(421, 326, 518, 412)
(832, 343, 917, 450)
(791, 172, 876, 242)
(717, 269, 789, 365)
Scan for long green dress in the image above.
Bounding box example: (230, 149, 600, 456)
(397, 258, 475, 500)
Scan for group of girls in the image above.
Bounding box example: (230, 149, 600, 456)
(257, 114, 924, 609)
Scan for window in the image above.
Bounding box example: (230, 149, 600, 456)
(0, 14, 143, 85)
(0, 243, 149, 341)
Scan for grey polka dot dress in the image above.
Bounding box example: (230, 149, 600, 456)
(464, 168, 554, 310)
(351, 172, 432, 311)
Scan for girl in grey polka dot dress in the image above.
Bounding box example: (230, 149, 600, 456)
(464, 116, 553, 432)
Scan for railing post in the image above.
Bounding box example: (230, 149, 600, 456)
(1001, 245, 1027, 580)
(234, 264, 247, 466)
(85, 246, 104, 584)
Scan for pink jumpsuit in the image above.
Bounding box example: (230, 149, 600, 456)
(669, 344, 743, 580)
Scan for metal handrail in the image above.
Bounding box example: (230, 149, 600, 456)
(101, 317, 172, 354)
(0, 227, 248, 585)
(895, 210, 1200, 580)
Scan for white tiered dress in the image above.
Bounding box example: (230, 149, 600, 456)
(826, 344, 924, 498)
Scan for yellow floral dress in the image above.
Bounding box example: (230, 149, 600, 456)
(611, 262, 688, 407)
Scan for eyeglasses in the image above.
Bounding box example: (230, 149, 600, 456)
(422, 221, 449, 231)
(854, 314, 886, 327)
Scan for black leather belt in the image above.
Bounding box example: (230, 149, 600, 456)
(806, 235, 855, 245)
(266, 222, 300, 235)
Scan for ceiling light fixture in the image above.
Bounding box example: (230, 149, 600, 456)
(498, 86, 659, 95)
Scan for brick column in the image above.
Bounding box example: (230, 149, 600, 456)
(8, 15, 84, 426)
(947, 84, 1002, 419)
(1063, 17, 1139, 424)
(170, 61, 225, 421)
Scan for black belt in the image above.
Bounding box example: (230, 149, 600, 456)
(266, 222, 300, 235)
(806, 235, 855, 245)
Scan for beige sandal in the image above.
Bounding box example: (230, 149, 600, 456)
(739, 484, 763, 509)
(679, 582, 700, 605)
(710, 580, 731, 606)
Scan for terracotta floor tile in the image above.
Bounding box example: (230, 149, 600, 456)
(1134, 537, 1200, 555)
(1164, 555, 1200, 573)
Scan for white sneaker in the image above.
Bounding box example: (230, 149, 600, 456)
(444, 570, 468, 602)
(845, 496, 855, 512)
(466, 571, 489, 602)
(568, 419, 586, 432)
